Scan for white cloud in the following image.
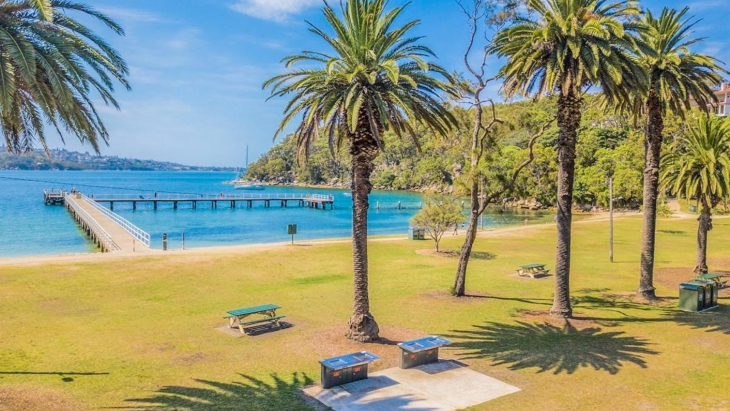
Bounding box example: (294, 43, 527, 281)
(163, 28, 203, 51)
(687, 0, 726, 12)
(229, 0, 321, 22)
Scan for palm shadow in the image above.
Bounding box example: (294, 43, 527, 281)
(447, 321, 658, 375)
(670, 305, 730, 335)
(120, 372, 314, 411)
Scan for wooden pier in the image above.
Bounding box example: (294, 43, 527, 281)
(88, 193, 335, 211)
(55, 192, 151, 253)
(43, 190, 335, 253)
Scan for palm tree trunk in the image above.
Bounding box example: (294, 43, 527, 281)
(453, 180, 479, 296)
(695, 197, 712, 275)
(638, 92, 663, 299)
(551, 91, 581, 318)
(345, 117, 380, 343)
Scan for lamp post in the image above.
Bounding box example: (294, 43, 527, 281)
(609, 178, 613, 263)
(609, 177, 623, 263)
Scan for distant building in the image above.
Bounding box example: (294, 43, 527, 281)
(693, 82, 730, 117)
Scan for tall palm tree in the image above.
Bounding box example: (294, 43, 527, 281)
(661, 115, 730, 274)
(492, 0, 644, 317)
(1, 0, 130, 154)
(265, 0, 455, 341)
(625, 8, 725, 299)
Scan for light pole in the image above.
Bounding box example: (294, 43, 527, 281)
(609, 178, 613, 263)
(609, 177, 623, 263)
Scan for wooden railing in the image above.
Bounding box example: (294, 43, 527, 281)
(64, 194, 120, 252)
(82, 195, 151, 247)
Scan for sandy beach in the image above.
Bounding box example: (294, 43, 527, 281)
(0, 209, 637, 267)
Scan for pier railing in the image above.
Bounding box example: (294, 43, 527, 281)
(82, 195, 151, 247)
(64, 194, 120, 252)
(308, 194, 335, 201)
(89, 193, 329, 201)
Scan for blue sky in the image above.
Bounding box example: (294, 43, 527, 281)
(47, 0, 730, 167)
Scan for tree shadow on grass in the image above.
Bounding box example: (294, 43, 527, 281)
(447, 321, 658, 375)
(0, 371, 109, 383)
(670, 305, 730, 335)
(121, 373, 314, 411)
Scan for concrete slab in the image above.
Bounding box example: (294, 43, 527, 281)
(302, 360, 520, 411)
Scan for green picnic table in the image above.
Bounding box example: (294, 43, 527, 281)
(698, 273, 728, 287)
(224, 304, 285, 334)
(517, 263, 550, 279)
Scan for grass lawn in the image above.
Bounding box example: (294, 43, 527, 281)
(1, 214, 729, 411)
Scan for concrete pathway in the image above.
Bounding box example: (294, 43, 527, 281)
(302, 360, 520, 411)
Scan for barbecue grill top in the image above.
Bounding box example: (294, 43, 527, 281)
(319, 351, 381, 370)
(398, 336, 451, 353)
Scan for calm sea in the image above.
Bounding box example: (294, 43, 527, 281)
(0, 171, 554, 257)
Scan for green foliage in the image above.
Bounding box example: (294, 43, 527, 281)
(618, 7, 727, 117)
(492, 0, 644, 102)
(263, 0, 456, 160)
(410, 196, 463, 251)
(656, 197, 673, 218)
(250, 95, 674, 208)
(661, 115, 730, 208)
(0, 1, 129, 153)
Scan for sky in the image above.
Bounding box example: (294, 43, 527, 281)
(43, 0, 730, 167)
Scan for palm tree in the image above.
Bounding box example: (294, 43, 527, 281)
(265, 0, 455, 341)
(661, 115, 730, 274)
(492, 0, 644, 317)
(1, 0, 130, 154)
(625, 8, 725, 299)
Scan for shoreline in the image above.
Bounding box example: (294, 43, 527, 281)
(0, 210, 636, 267)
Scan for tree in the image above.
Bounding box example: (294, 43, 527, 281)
(1, 0, 130, 154)
(492, 0, 644, 317)
(411, 197, 464, 252)
(450, 0, 554, 297)
(264, 0, 456, 342)
(661, 114, 730, 274)
(623, 8, 726, 299)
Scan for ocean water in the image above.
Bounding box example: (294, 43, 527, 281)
(0, 171, 554, 257)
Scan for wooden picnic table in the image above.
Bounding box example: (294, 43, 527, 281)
(698, 273, 728, 287)
(517, 263, 550, 279)
(224, 303, 285, 334)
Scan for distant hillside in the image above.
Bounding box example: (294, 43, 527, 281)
(0, 147, 235, 172)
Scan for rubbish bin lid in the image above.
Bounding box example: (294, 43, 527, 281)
(398, 336, 452, 353)
(680, 283, 702, 290)
(319, 351, 380, 370)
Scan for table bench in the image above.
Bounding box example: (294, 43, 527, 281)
(698, 273, 728, 287)
(224, 304, 284, 334)
(517, 263, 550, 279)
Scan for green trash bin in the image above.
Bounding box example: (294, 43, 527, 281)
(689, 280, 719, 310)
(408, 227, 425, 240)
(679, 283, 706, 312)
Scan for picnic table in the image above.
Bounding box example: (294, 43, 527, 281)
(517, 263, 549, 279)
(698, 273, 728, 287)
(224, 303, 285, 334)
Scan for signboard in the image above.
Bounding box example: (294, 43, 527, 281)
(288, 224, 297, 245)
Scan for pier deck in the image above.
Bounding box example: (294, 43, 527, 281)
(64, 194, 151, 253)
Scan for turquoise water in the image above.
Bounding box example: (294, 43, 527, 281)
(0, 171, 554, 257)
